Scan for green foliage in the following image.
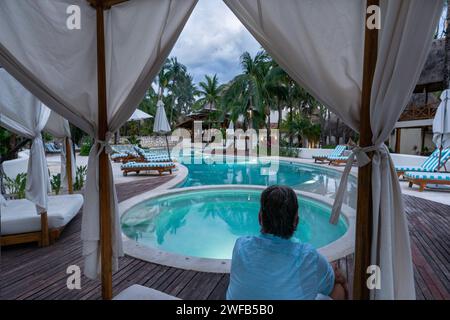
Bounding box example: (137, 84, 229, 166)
(280, 147, 298, 158)
(281, 112, 321, 146)
(51, 173, 62, 195)
(74, 165, 87, 191)
(127, 135, 141, 146)
(4, 173, 27, 199)
(0, 127, 12, 157)
(322, 145, 337, 149)
(79, 138, 92, 156)
(42, 132, 54, 143)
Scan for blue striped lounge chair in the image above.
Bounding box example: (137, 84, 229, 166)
(312, 145, 347, 163)
(121, 161, 175, 176)
(110, 145, 135, 162)
(404, 171, 450, 192)
(395, 148, 450, 178)
(133, 146, 171, 162)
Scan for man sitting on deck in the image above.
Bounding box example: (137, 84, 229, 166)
(227, 185, 348, 300)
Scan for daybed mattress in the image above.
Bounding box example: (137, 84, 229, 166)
(1, 194, 83, 235)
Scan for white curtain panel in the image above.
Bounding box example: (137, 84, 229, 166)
(44, 111, 76, 192)
(224, 0, 442, 299)
(0, 0, 197, 279)
(0, 69, 51, 213)
(432, 90, 450, 149)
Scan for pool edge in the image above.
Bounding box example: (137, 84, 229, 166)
(119, 185, 355, 273)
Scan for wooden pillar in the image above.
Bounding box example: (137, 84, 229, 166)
(65, 137, 73, 194)
(353, 0, 379, 300)
(420, 127, 426, 155)
(96, 0, 113, 300)
(395, 128, 401, 153)
(40, 212, 49, 247)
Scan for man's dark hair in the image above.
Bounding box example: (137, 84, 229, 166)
(259, 185, 299, 239)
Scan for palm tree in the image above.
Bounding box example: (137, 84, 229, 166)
(265, 64, 289, 129)
(166, 57, 187, 124)
(222, 51, 270, 131)
(197, 74, 221, 109)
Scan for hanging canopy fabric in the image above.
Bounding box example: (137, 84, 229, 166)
(0, 0, 198, 279)
(127, 108, 153, 122)
(433, 90, 450, 149)
(153, 100, 171, 134)
(44, 110, 76, 192)
(224, 0, 442, 299)
(0, 68, 51, 213)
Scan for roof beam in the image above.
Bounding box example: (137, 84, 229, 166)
(87, 0, 128, 9)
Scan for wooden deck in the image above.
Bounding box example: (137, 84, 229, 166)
(1, 178, 449, 300)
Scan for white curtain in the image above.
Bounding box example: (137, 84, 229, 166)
(224, 0, 442, 299)
(0, 69, 51, 213)
(0, 0, 197, 279)
(44, 111, 76, 193)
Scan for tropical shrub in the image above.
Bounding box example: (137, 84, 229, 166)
(4, 173, 27, 199)
(127, 135, 141, 147)
(79, 139, 92, 156)
(51, 173, 61, 195)
(74, 165, 87, 191)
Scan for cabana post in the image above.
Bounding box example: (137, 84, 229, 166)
(353, 0, 379, 300)
(93, 0, 113, 300)
(65, 137, 73, 194)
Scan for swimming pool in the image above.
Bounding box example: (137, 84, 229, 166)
(177, 154, 357, 208)
(121, 188, 348, 260)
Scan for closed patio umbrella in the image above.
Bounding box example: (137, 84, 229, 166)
(153, 100, 172, 160)
(433, 89, 450, 166)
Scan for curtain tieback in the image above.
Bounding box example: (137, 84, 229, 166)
(95, 132, 114, 157)
(329, 143, 385, 224)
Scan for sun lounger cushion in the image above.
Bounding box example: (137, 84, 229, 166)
(395, 166, 434, 173)
(404, 172, 450, 181)
(113, 284, 180, 300)
(143, 155, 171, 162)
(111, 152, 128, 159)
(395, 148, 450, 173)
(121, 161, 175, 169)
(328, 155, 349, 161)
(1, 194, 84, 235)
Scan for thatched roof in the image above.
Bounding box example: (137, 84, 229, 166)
(414, 39, 447, 93)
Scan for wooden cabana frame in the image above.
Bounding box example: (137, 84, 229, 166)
(85, 0, 380, 301)
(353, 0, 379, 300)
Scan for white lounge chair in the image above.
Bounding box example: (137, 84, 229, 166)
(1, 194, 84, 246)
(113, 284, 180, 300)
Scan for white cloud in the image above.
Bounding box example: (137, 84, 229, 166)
(170, 0, 261, 85)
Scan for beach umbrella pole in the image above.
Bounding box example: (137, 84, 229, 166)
(353, 0, 379, 300)
(165, 134, 171, 161)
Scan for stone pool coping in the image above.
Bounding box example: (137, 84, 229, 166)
(119, 183, 356, 273)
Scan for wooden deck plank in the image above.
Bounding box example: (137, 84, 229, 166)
(1, 178, 449, 300)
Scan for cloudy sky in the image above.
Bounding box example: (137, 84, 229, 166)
(169, 0, 261, 85)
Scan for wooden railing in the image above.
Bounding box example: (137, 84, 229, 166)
(399, 101, 439, 121)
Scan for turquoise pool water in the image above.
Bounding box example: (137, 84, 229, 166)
(121, 189, 347, 260)
(178, 154, 357, 208)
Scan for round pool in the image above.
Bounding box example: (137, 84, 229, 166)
(121, 187, 348, 261)
(177, 154, 357, 209)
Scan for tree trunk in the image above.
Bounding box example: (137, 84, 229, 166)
(289, 105, 293, 147)
(267, 107, 271, 155)
(277, 100, 283, 129)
